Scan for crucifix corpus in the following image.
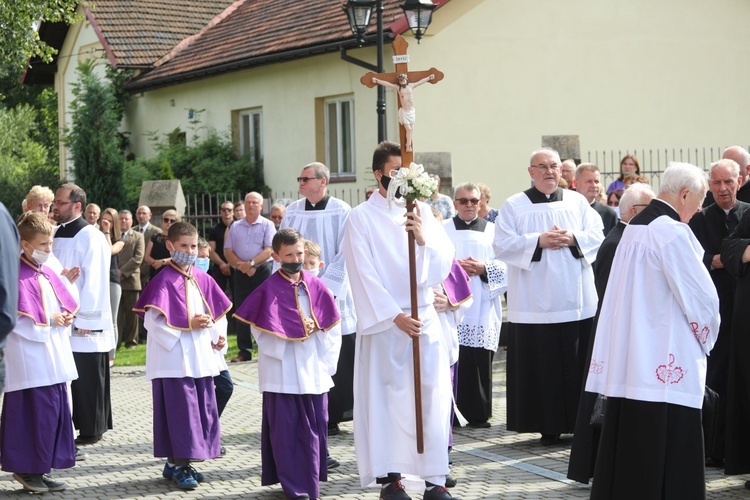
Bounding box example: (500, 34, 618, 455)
(361, 34, 444, 454)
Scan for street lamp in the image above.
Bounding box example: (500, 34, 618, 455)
(341, 0, 436, 142)
(401, 0, 436, 43)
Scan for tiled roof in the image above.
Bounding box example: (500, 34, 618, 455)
(125, 0, 417, 91)
(87, 0, 238, 67)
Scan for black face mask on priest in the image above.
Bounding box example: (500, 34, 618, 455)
(379, 171, 403, 199)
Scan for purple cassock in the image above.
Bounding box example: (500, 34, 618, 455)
(233, 270, 340, 339)
(1, 257, 78, 474)
(133, 263, 232, 328)
(18, 256, 78, 324)
(442, 259, 472, 447)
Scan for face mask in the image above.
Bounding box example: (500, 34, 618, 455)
(171, 250, 197, 267)
(281, 261, 304, 274)
(305, 267, 320, 277)
(32, 248, 51, 265)
(380, 173, 403, 198)
(195, 257, 210, 272)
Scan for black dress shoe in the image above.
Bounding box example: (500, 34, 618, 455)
(539, 434, 560, 446)
(75, 434, 102, 445)
(328, 422, 340, 435)
(705, 457, 724, 468)
(379, 479, 411, 499)
(468, 421, 491, 429)
(424, 485, 461, 499)
(445, 474, 457, 488)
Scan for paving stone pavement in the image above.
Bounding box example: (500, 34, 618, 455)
(1, 350, 748, 498)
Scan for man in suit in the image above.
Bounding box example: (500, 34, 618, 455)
(576, 163, 618, 236)
(117, 210, 145, 349)
(135, 205, 162, 291)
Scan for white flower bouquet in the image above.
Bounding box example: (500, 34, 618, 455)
(385, 162, 438, 206)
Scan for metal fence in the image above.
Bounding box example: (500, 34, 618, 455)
(183, 187, 366, 239)
(585, 146, 744, 192)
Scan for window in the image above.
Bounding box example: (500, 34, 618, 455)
(239, 109, 263, 165)
(325, 97, 355, 177)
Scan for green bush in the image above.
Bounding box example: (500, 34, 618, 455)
(121, 127, 266, 212)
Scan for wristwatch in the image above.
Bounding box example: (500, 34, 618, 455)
(250, 260, 255, 267)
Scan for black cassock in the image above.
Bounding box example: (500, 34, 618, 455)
(720, 203, 750, 474)
(567, 220, 626, 484)
(689, 201, 749, 463)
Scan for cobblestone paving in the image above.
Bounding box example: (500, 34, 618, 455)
(1, 351, 746, 498)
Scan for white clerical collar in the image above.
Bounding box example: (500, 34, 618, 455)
(59, 215, 83, 228)
(461, 216, 478, 225)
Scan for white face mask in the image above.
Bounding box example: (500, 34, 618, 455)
(31, 248, 51, 265)
(305, 267, 320, 277)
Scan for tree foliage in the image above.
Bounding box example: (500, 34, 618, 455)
(67, 59, 125, 209)
(122, 128, 266, 212)
(0, 1, 82, 73)
(0, 103, 59, 217)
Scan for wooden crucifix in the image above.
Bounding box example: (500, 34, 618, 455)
(360, 35, 444, 455)
(360, 35, 444, 165)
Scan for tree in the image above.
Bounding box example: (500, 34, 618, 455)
(0, 104, 59, 218)
(0, 1, 81, 73)
(67, 59, 125, 208)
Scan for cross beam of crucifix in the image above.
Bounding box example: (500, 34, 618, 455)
(360, 35, 444, 165)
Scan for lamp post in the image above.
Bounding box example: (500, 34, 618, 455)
(342, 0, 435, 143)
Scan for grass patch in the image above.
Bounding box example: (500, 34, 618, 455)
(114, 334, 241, 367)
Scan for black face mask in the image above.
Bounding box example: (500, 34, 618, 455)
(281, 261, 304, 274)
(380, 173, 403, 198)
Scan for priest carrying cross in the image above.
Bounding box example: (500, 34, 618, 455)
(343, 35, 459, 500)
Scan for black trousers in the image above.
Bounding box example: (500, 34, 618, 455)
(233, 263, 272, 359)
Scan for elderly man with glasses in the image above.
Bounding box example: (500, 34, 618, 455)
(443, 183, 507, 430)
(493, 147, 604, 446)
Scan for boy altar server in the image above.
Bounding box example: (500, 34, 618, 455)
(235, 227, 341, 500)
(134, 222, 230, 490)
(1, 212, 78, 493)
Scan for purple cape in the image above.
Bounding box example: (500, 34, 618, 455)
(133, 263, 231, 330)
(234, 270, 340, 340)
(443, 259, 472, 307)
(18, 256, 78, 325)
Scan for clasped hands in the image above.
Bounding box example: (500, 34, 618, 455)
(236, 261, 257, 277)
(539, 225, 575, 250)
(459, 256, 485, 277)
(51, 312, 75, 328)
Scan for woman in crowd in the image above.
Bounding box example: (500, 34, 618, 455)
(100, 207, 123, 366)
(606, 154, 641, 195)
(144, 210, 179, 279)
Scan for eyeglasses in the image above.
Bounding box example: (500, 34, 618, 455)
(531, 164, 560, 172)
(456, 198, 481, 206)
(297, 176, 320, 183)
(220, 208, 233, 212)
(163, 218, 176, 223)
(53, 200, 73, 206)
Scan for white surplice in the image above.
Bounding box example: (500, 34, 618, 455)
(586, 210, 720, 409)
(444, 219, 507, 351)
(252, 286, 342, 395)
(279, 196, 357, 334)
(5, 276, 78, 393)
(493, 189, 603, 323)
(343, 191, 454, 489)
(145, 279, 225, 381)
(53, 221, 114, 352)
